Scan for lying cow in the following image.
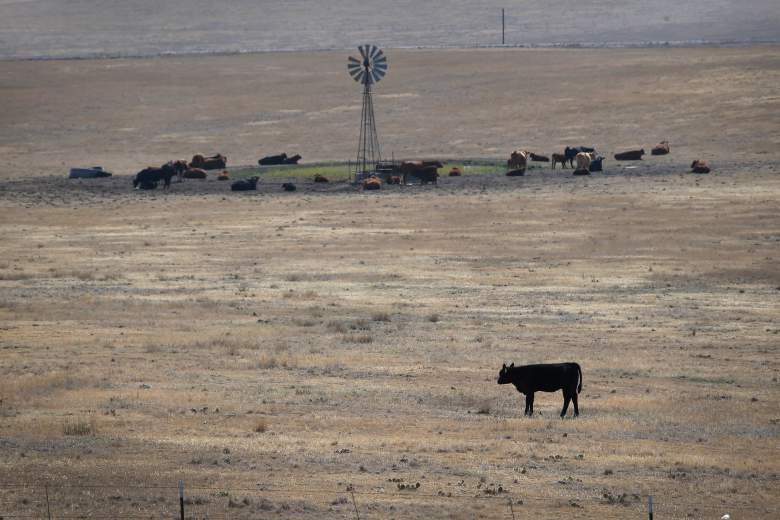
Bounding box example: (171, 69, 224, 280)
(691, 160, 711, 174)
(182, 168, 207, 179)
(551, 153, 568, 169)
(529, 152, 549, 162)
(363, 176, 382, 190)
(400, 160, 442, 185)
(507, 150, 528, 172)
(448, 167, 462, 177)
(259, 153, 302, 166)
(651, 141, 670, 155)
(190, 153, 227, 170)
(217, 170, 230, 181)
(313, 174, 329, 183)
(498, 362, 583, 417)
(282, 182, 297, 192)
(614, 149, 645, 161)
(565, 146, 595, 167)
(231, 176, 258, 191)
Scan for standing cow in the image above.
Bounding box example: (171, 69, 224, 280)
(497, 362, 582, 417)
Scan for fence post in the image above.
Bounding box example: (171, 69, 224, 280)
(501, 9, 505, 45)
(350, 491, 360, 520)
(648, 495, 653, 520)
(179, 480, 185, 520)
(508, 498, 516, 520)
(45, 485, 52, 520)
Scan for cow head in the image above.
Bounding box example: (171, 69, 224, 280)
(497, 363, 514, 384)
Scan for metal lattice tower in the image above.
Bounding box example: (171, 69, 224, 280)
(347, 45, 388, 177)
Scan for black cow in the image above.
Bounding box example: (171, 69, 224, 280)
(614, 149, 645, 161)
(259, 153, 302, 166)
(564, 146, 595, 167)
(497, 362, 582, 417)
(231, 176, 259, 191)
(133, 162, 181, 190)
(282, 182, 296, 192)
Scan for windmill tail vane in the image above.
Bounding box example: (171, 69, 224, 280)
(348, 45, 388, 178)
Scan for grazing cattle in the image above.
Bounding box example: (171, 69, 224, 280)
(551, 153, 568, 169)
(651, 141, 670, 155)
(691, 160, 711, 174)
(497, 362, 583, 417)
(588, 155, 604, 172)
(133, 162, 180, 190)
(565, 146, 595, 167)
(507, 150, 529, 172)
(217, 170, 230, 181)
(400, 160, 442, 185)
(231, 176, 258, 191)
(190, 154, 227, 170)
(282, 182, 297, 192)
(313, 174, 329, 183)
(448, 167, 462, 177)
(529, 152, 549, 162)
(363, 176, 382, 190)
(165, 160, 188, 182)
(182, 168, 207, 179)
(387, 175, 402, 185)
(259, 153, 302, 166)
(614, 149, 645, 161)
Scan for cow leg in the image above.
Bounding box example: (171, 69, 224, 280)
(561, 392, 571, 418)
(523, 394, 530, 416)
(527, 393, 535, 416)
(572, 391, 579, 417)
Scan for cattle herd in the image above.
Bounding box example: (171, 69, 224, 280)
(117, 139, 709, 193)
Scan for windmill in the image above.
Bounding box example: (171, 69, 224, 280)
(347, 45, 387, 179)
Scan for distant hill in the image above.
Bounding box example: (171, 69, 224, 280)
(1, 0, 778, 59)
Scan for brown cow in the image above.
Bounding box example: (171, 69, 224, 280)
(217, 170, 230, 180)
(507, 150, 529, 172)
(574, 152, 595, 175)
(400, 161, 442, 185)
(363, 176, 382, 190)
(387, 175, 402, 185)
(313, 174, 329, 183)
(551, 153, 568, 169)
(690, 160, 711, 174)
(449, 167, 462, 177)
(190, 154, 227, 170)
(651, 141, 670, 155)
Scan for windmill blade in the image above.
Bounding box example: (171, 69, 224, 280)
(373, 59, 387, 72)
(373, 66, 386, 79)
(348, 62, 363, 75)
(358, 45, 369, 60)
(355, 69, 366, 84)
(348, 56, 361, 66)
(370, 69, 383, 84)
(369, 45, 380, 60)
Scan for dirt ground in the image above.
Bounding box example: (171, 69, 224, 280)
(1, 46, 779, 177)
(0, 47, 779, 520)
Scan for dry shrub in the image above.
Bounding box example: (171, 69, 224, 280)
(1, 371, 88, 406)
(256, 353, 297, 369)
(326, 320, 348, 333)
(372, 312, 391, 322)
(427, 313, 440, 323)
(254, 418, 268, 433)
(284, 273, 304, 282)
(343, 333, 373, 344)
(63, 416, 98, 436)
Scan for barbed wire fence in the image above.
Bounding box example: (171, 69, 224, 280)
(0, 480, 776, 520)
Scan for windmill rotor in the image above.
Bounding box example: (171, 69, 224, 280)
(347, 44, 388, 179)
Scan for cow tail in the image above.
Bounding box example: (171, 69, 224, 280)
(576, 363, 583, 393)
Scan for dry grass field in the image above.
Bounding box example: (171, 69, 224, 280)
(0, 46, 779, 520)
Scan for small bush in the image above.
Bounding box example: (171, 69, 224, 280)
(372, 312, 391, 322)
(254, 418, 268, 433)
(343, 334, 373, 344)
(63, 417, 97, 436)
(326, 321, 347, 333)
(427, 313, 440, 323)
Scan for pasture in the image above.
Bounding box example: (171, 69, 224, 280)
(0, 45, 779, 519)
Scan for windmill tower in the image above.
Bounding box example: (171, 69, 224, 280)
(347, 45, 388, 179)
